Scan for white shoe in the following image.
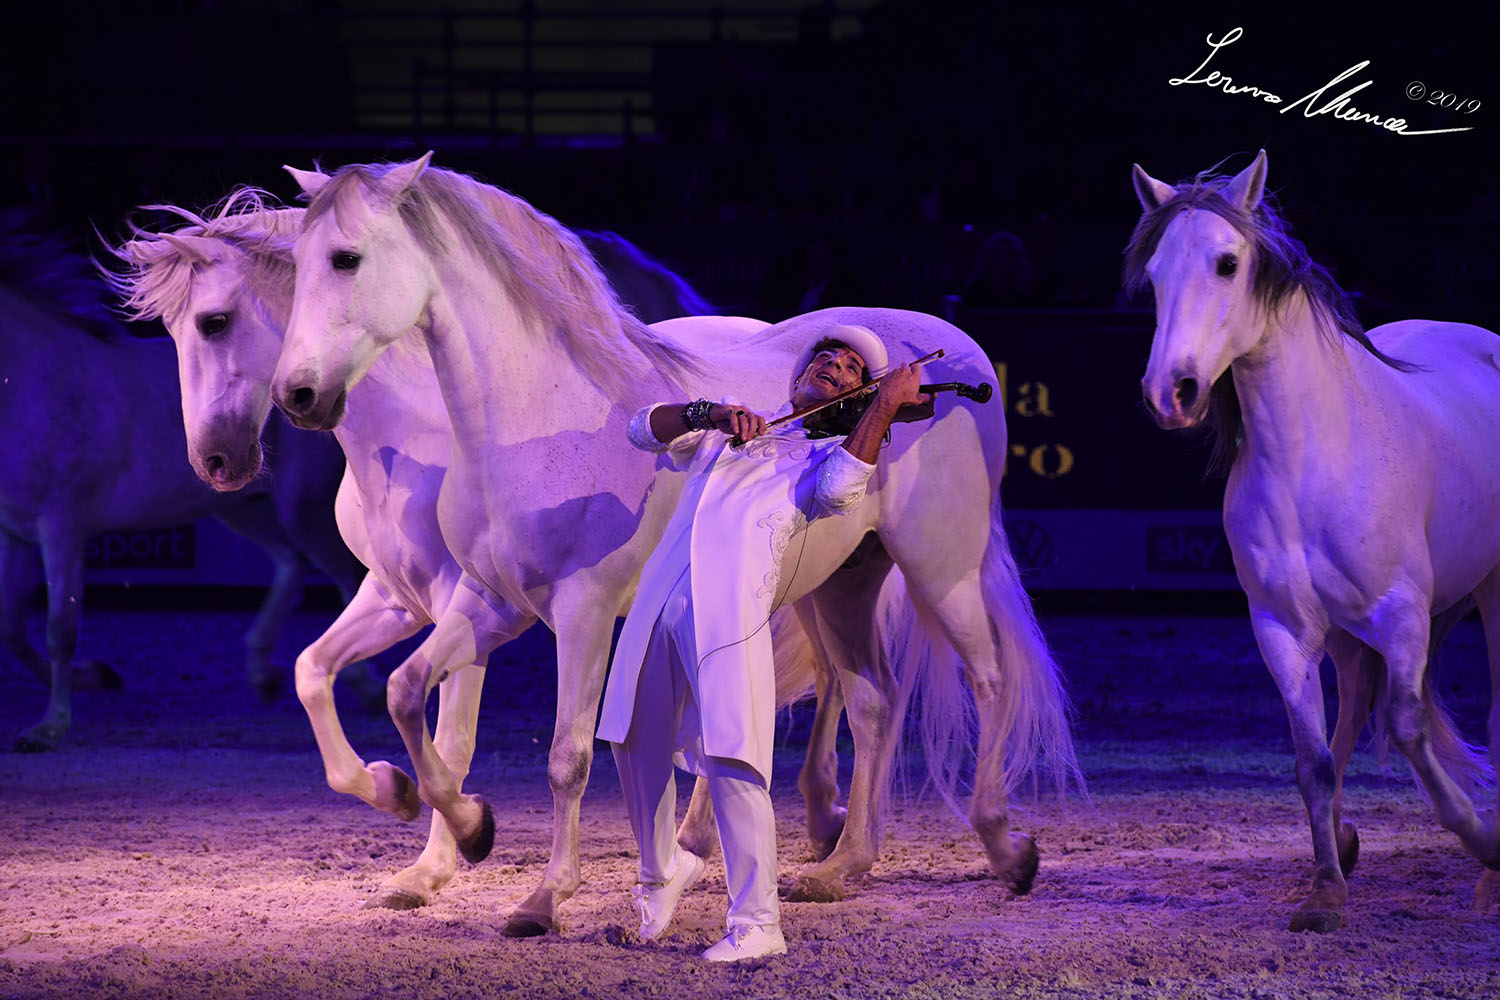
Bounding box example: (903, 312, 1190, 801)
(702, 923, 787, 962)
(632, 851, 705, 941)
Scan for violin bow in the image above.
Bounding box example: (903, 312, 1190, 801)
(763, 347, 949, 431)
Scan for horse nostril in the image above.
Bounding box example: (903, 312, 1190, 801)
(1174, 377, 1200, 410)
(205, 454, 227, 477)
(288, 386, 316, 414)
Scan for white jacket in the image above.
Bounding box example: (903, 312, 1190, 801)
(596, 403, 874, 782)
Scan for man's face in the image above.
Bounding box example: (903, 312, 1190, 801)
(791, 344, 867, 408)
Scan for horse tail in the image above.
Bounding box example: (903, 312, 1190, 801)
(769, 606, 818, 707)
(893, 493, 1085, 815)
(977, 495, 1085, 800)
(1368, 597, 1495, 800)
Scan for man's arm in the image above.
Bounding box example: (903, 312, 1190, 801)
(647, 402, 767, 445)
(840, 363, 931, 463)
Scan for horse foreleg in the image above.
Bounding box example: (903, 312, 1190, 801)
(1254, 612, 1345, 932)
(374, 662, 487, 910)
(0, 532, 48, 686)
(294, 573, 425, 818)
(1326, 629, 1377, 878)
(385, 583, 525, 866)
(504, 602, 614, 937)
(14, 522, 84, 752)
(215, 498, 306, 702)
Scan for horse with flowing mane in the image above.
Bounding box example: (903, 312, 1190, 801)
(108, 189, 830, 916)
(270, 153, 1080, 933)
(0, 210, 365, 751)
(1128, 150, 1500, 930)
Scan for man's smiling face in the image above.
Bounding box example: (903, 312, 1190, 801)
(791, 344, 868, 408)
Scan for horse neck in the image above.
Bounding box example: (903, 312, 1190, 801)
(421, 251, 669, 452)
(1229, 292, 1359, 468)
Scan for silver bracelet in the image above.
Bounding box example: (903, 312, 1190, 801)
(682, 398, 714, 431)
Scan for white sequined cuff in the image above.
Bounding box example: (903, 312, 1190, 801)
(627, 404, 671, 453)
(816, 447, 877, 514)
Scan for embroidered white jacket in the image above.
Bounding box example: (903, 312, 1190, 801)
(595, 403, 874, 782)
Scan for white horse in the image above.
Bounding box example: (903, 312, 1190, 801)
(108, 192, 832, 920)
(270, 154, 1079, 927)
(0, 214, 365, 751)
(1129, 150, 1500, 931)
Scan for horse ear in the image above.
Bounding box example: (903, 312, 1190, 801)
(383, 151, 434, 196)
(160, 232, 221, 265)
(283, 164, 332, 198)
(1225, 149, 1268, 211)
(1132, 164, 1176, 211)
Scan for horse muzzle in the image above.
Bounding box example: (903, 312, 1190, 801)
(193, 438, 263, 492)
(274, 381, 348, 432)
(1141, 370, 1208, 430)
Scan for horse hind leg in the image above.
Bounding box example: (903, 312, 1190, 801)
(787, 554, 899, 903)
(791, 597, 848, 861)
(1326, 628, 1380, 878)
(1467, 573, 1500, 913)
(1376, 587, 1498, 888)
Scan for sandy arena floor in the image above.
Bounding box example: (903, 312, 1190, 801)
(2, 607, 1497, 999)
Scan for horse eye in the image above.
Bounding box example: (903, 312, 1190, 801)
(198, 313, 229, 338)
(332, 251, 361, 272)
(1216, 253, 1239, 277)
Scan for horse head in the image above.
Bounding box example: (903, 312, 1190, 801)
(113, 197, 298, 490)
(1129, 150, 1269, 429)
(274, 153, 436, 431)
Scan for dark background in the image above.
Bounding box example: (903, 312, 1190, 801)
(2, 0, 1495, 536)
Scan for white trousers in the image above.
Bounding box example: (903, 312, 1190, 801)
(611, 569, 781, 930)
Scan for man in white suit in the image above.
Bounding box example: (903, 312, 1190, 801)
(597, 324, 929, 961)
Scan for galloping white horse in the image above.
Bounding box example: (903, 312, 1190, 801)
(1129, 150, 1500, 930)
(109, 192, 833, 921)
(270, 154, 1079, 928)
(0, 215, 365, 751)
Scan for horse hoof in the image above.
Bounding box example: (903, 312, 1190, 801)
(1474, 869, 1500, 915)
(1337, 821, 1360, 878)
(368, 762, 421, 822)
(1288, 907, 1343, 933)
(366, 888, 427, 911)
(502, 911, 555, 938)
(1001, 834, 1040, 896)
(786, 874, 844, 903)
(457, 798, 495, 865)
(13, 723, 63, 753)
(12, 732, 57, 753)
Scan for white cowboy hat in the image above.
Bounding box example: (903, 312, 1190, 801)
(790, 324, 890, 396)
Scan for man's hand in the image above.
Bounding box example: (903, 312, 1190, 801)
(872, 362, 932, 414)
(710, 403, 768, 442)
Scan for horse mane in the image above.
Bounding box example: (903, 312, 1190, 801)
(1122, 168, 1413, 475)
(304, 162, 703, 397)
(0, 209, 128, 341)
(105, 188, 301, 326)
